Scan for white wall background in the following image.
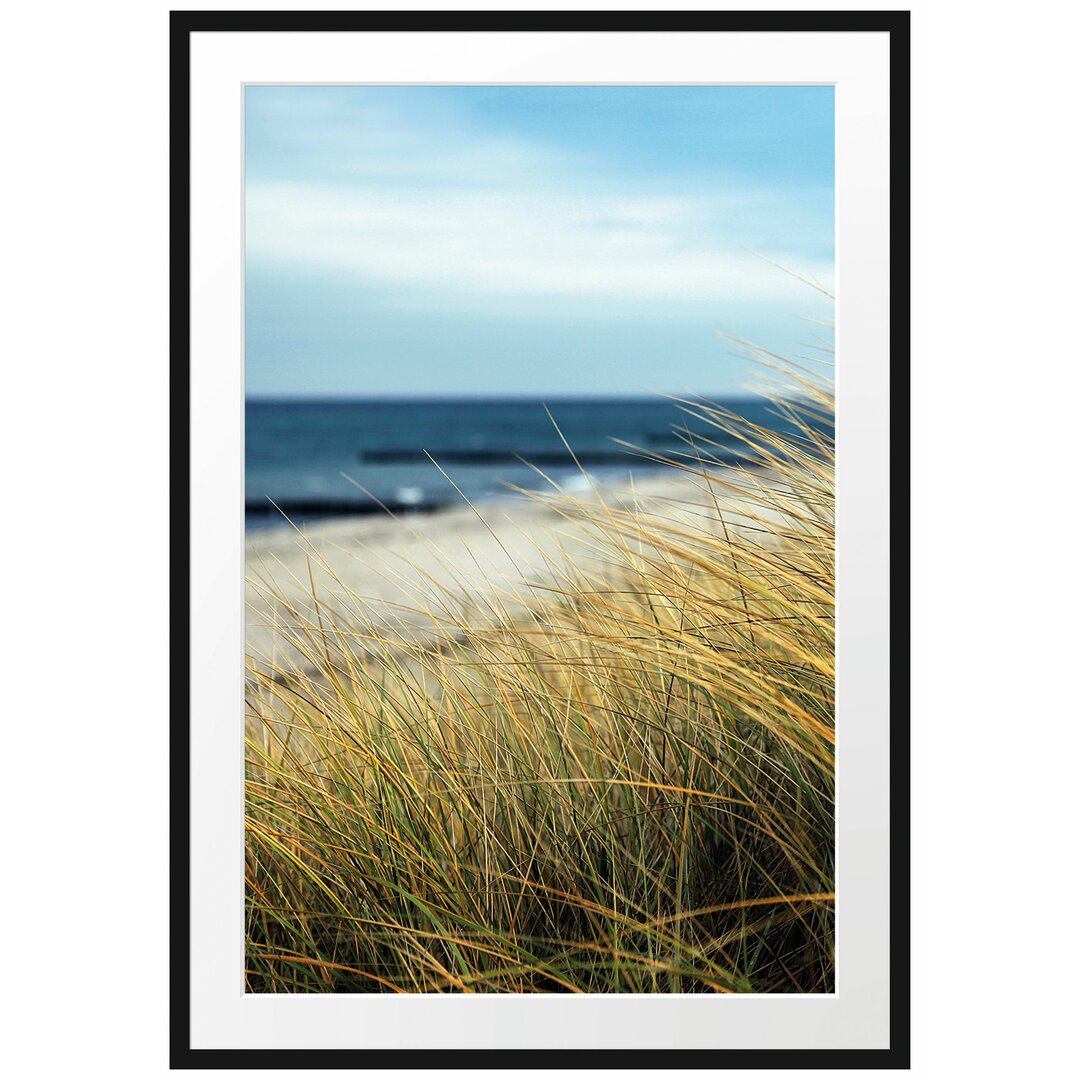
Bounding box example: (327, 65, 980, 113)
(1, 1, 1076, 1077)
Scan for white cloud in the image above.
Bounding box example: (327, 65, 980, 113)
(247, 180, 832, 309)
(246, 95, 833, 314)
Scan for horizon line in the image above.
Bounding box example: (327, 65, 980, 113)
(245, 391, 769, 404)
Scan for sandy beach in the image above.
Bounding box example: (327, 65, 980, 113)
(245, 468, 770, 675)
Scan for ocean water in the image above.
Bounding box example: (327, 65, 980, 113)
(245, 397, 807, 530)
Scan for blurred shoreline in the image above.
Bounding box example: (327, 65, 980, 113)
(244, 468, 767, 670)
(243, 396, 808, 533)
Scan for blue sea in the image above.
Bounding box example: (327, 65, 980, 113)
(245, 397, 804, 530)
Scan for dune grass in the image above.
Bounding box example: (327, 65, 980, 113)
(244, 357, 835, 994)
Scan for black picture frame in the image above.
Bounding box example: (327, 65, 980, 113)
(171, 8, 910, 1069)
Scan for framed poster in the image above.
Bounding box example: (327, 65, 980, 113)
(172, 9, 909, 1068)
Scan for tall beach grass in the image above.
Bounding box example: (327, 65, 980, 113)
(245, 350, 835, 994)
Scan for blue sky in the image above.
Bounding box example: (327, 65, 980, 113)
(245, 85, 833, 397)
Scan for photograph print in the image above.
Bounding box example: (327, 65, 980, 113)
(243, 83, 836, 995)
